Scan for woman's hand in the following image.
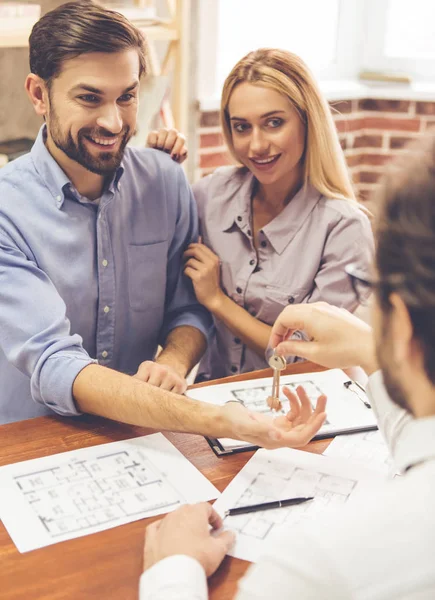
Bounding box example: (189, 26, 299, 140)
(146, 128, 188, 164)
(183, 243, 226, 311)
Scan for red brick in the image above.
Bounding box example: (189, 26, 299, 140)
(353, 134, 383, 149)
(416, 102, 435, 116)
(423, 120, 435, 131)
(330, 100, 353, 114)
(345, 154, 363, 168)
(358, 99, 410, 113)
(339, 136, 348, 151)
(389, 135, 418, 149)
(359, 171, 382, 184)
(362, 153, 391, 166)
(334, 118, 365, 133)
(350, 169, 360, 184)
(364, 117, 420, 132)
(200, 111, 220, 127)
(200, 132, 224, 148)
(199, 152, 231, 169)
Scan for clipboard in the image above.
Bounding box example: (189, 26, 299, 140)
(187, 369, 378, 457)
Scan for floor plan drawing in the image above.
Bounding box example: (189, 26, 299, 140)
(213, 447, 382, 562)
(226, 465, 356, 540)
(14, 448, 183, 538)
(0, 434, 219, 552)
(323, 430, 399, 478)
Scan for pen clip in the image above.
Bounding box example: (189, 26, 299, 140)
(344, 380, 371, 408)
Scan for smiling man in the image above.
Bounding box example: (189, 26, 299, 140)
(0, 1, 328, 450)
(0, 0, 215, 424)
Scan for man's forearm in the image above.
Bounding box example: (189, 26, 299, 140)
(73, 363, 227, 436)
(156, 326, 207, 378)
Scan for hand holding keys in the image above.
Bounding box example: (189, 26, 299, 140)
(267, 351, 286, 411)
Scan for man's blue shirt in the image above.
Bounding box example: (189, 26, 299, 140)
(0, 126, 211, 423)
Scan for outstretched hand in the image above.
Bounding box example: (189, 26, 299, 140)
(223, 386, 327, 450)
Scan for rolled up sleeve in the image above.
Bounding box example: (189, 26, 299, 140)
(159, 166, 213, 343)
(0, 232, 96, 416)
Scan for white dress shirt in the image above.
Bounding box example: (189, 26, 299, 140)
(139, 371, 435, 600)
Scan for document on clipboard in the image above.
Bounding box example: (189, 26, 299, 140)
(187, 369, 377, 456)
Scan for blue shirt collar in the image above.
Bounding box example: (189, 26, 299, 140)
(30, 125, 124, 209)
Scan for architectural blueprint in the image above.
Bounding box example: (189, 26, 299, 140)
(213, 447, 383, 562)
(0, 434, 219, 553)
(323, 430, 400, 478)
(188, 369, 377, 453)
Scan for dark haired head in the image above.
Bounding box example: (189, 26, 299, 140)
(375, 135, 435, 384)
(29, 1, 147, 86)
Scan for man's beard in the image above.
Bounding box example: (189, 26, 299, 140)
(48, 104, 132, 175)
(376, 319, 411, 413)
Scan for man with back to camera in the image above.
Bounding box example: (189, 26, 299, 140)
(139, 136, 435, 599)
(0, 1, 327, 449)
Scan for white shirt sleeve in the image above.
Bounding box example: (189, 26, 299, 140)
(139, 555, 208, 600)
(235, 527, 351, 600)
(366, 370, 413, 460)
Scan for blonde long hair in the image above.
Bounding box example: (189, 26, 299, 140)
(221, 48, 356, 203)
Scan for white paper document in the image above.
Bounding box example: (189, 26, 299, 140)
(0, 433, 219, 553)
(324, 430, 400, 478)
(213, 447, 382, 563)
(188, 370, 377, 453)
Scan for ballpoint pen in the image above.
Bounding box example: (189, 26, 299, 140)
(224, 496, 314, 517)
(344, 380, 371, 408)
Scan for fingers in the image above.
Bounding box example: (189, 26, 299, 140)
(313, 394, 327, 415)
(275, 340, 314, 361)
(214, 529, 236, 555)
(184, 243, 220, 262)
(171, 135, 188, 162)
(184, 257, 204, 273)
(146, 129, 187, 162)
(134, 361, 186, 393)
(204, 503, 224, 530)
(282, 386, 301, 422)
(294, 385, 313, 422)
(146, 130, 158, 148)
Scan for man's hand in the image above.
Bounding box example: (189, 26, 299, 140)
(146, 128, 188, 164)
(269, 302, 378, 375)
(134, 361, 187, 394)
(223, 386, 327, 449)
(183, 243, 225, 312)
(143, 503, 235, 577)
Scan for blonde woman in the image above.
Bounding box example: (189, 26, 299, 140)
(148, 48, 374, 381)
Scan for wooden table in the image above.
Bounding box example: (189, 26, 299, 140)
(0, 362, 331, 600)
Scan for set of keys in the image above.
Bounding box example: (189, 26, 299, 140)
(267, 350, 286, 411)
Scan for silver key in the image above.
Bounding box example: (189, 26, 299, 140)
(268, 352, 286, 410)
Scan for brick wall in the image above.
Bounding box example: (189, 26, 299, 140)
(197, 98, 435, 211)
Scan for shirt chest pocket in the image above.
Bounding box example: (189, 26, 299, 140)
(257, 284, 310, 324)
(127, 242, 167, 311)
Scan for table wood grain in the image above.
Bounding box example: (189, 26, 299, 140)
(0, 362, 331, 600)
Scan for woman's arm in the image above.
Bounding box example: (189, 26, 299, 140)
(184, 243, 272, 357)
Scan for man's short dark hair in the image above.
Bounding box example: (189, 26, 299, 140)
(29, 1, 148, 85)
(375, 135, 435, 384)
